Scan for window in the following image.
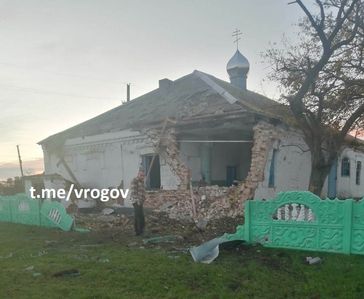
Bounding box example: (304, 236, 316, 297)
(356, 161, 362, 185)
(341, 157, 350, 177)
(142, 154, 161, 189)
(268, 149, 277, 188)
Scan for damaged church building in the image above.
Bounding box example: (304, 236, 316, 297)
(36, 49, 364, 220)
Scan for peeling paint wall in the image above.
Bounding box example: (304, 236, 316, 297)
(253, 125, 311, 200)
(42, 130, 153, 206)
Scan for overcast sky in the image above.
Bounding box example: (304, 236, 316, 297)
(0, 0, 307, 178)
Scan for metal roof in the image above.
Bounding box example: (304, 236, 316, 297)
(39, 70, 289, 149)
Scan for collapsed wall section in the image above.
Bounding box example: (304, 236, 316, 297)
(144, 121, 283, 220)
(144, 126, 241, 221)
(238, 121, 283, 203)
(145, 128, 190, 190)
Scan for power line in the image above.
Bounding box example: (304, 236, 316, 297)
(0, 62, 131, 86)
(0, 83, 118, 100)
(0, 62, 154, 90)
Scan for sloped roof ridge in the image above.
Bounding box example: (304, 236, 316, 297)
(192, 70, 240, 105)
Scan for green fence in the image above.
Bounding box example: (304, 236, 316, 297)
(227, 191, 364, 255)
(0, 194, 74, 231)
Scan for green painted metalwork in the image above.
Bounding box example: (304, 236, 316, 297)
(40, 200, 74, 231)
(0, 193, 74, 231)
(226, 191, 364, 255)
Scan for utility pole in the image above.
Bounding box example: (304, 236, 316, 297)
(127, 83, 131, 102)
(16, 145, 24, 178)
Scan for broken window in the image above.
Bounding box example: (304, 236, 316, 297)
(341, 157, 350, 177)
(142, 154, 161, 190)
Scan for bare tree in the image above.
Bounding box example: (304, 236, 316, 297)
(266, 0, 364, 195)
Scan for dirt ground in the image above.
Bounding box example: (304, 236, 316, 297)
(74, 207, 244, 250)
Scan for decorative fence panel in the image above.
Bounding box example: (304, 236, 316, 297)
(0, 194, 74, 231)
(351, 200, 364, 254)
(227, 191, 364, 255)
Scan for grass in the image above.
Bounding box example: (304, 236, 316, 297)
(1, 223, 364, 299)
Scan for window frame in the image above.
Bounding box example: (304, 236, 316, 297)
(268, 149, 278, 188)
(356, 161, 362, 185)
(341, 157, 350, 177)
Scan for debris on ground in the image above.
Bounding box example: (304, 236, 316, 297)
(0, 252, 13, 259)
(30, 250, 47, 257)
(145, 185, 242, 222)
(195, 218, 208, 231)
(44, 240, 57, 246)
(102, 208, 114, 215)
(127, 242, 138, 247)
(76, 212, 131, 231)
(143, 235, 183, 245)
(190, 236, 229, 264)
(306, 256, 322, 265)
(53, 269, 80, 278)
(24, 265, 42, 277)
(75, 208, 243, 250)
(167, 255, 180, 259)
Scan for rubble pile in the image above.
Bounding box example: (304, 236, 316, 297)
(74, 208, 243, 247)
(145, 185, 241, 222)
(145, 190, 191, 220)
(145, 190, 193, 221)
(192, 185, 243, 220)
(76, 213, 131, 230)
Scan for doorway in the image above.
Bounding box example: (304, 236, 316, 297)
(226, 166, 237, 186)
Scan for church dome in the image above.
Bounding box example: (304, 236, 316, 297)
(226, 49, 250, 90)
(226, 49, 250, 73)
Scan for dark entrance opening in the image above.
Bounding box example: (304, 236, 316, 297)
(142, 154, 161, 189)
(226, 166, 237, 186)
